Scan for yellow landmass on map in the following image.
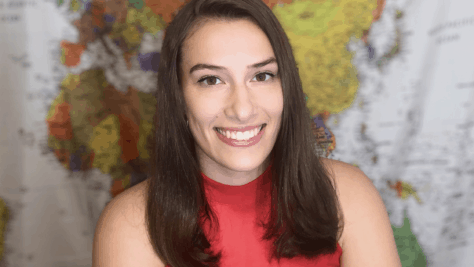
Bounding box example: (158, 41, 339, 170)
(61, 73, 81, 91)
(89, 114, 122, 174)
(138, 120, 154, 160)
(273, 0, 377, 116)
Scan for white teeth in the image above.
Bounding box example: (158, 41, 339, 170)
(248, 130, 255, 139)
(243, 131, 250, 140)
(217, 125, 264, 141)
(236, 132, 244, 140)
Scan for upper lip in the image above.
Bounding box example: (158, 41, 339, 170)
(215, 124, 265, 132)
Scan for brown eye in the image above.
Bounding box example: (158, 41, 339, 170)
(253, 72, 274, 82)
(207, 77, 217, 85)
(198, 76, 223, 86)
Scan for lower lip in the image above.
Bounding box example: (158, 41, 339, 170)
(215, 126, 265, 147)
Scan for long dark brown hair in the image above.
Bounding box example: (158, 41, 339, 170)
(146, 0, 344, 266)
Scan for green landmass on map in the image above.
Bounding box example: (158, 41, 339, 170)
(392, 209, 427, 267)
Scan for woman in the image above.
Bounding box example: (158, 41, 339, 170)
(92, 0, 402, 266)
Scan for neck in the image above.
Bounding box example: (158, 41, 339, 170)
(199, 154, 272, 186)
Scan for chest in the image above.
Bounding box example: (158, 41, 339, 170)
(202, 202, 342, 267)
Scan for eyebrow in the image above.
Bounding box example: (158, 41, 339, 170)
(189, 57, 277, 74)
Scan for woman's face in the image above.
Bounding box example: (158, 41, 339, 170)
(181, 19, 283, 185)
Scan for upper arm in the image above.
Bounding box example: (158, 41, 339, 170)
(327, 160, 402, 267)
(92, 181, 165, 267)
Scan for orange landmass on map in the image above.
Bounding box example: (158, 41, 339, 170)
(81, 151, 95, 170)
(118, 113, 140, 163)
(54, 148, 71, 168)
(60, 41, 86, 67)
(123, 51, 135, 70)
(362, 0, 386, 43)
(104, 0, 128, 24)
(74, 13, 97, 45)
(91, 0, 106, 29)
(46, 101, 74, 140)
(103, 85, 141, 163)
(111, 179, 125, 197)
(389, 180, 404, 198)
(145, 0, 188, 24)
(73, 0, 107, 45)
(262, 0, 293, 10)
(373, 0, 386, 21)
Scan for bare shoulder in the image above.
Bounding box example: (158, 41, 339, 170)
(92, 179, 165, 267)
(320, 158, 380, 221)
(319, 158, 370, 198)
(320, 158, 401, 267)
(319, 158, 356, 247)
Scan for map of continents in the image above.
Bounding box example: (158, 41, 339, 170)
(46, 0, 378, 196)
(43, 1, 425, 266)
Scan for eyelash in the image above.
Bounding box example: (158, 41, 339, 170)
(197, 72, 276, 86)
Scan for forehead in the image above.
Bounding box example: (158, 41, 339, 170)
(181, 19, 275, 66)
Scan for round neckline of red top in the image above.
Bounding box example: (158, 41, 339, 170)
(200, 164, 273, 205)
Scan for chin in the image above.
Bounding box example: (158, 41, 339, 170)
(222, 156, 269, 172)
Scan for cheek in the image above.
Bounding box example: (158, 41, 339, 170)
(184, 87, 211, 118)
(258, 88, 284, 115)
(187, 96, 221, 124)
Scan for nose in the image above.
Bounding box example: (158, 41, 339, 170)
(224, 83, 256, 122)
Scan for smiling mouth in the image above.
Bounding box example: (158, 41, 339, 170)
(214, 124, 266, 140)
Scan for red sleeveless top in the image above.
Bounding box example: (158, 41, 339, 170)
(167, 164, 342, 266)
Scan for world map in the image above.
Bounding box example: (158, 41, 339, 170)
(1, 0, 473, 266)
